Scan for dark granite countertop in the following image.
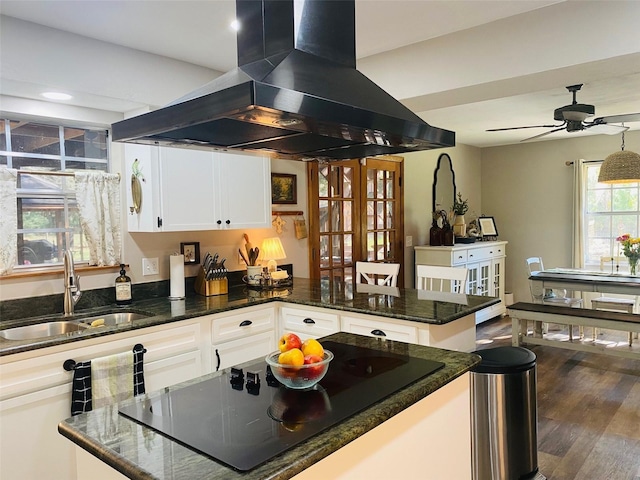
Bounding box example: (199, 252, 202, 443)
(0, 278, 498, 356)
(58, 332, 481, 480)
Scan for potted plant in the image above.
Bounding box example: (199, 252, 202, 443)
(452, 193, 469, 236)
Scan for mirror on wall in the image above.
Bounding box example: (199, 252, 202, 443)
(432, 153, 456, 213)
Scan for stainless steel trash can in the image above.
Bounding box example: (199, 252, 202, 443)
(471, 346, 545, 480)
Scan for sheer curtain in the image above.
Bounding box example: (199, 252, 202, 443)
(75, 172, 122, 266)
(0, 167, 18, 274)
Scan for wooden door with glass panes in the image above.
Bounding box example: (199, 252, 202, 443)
(308, 157, 404, 286)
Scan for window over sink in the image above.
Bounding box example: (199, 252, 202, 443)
(0, 118, 110, 269)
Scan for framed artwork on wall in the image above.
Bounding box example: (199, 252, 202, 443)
(180, 242, 200, 264)
(271, 173, 297, 204)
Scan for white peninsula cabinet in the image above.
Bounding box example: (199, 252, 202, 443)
(125, 144, 271, 232)
(0, 318, 209, 480)
(414, 241, 508, 323)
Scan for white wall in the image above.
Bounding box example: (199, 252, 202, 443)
(403, 143, 482, 286)
(481, 129, 640, 304)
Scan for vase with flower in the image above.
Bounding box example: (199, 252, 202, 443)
(616, 234, 640, 275)
(452, 192, 469, 237)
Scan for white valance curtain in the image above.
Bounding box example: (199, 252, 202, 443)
(0, 167, 18, 275)
(75, 172, 122, 266)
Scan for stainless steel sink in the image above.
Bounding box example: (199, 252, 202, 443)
(0, 310, 152, 341)
(79, 312, 150, 328)
(0, 321, 87, 340)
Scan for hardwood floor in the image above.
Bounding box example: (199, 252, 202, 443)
(476, 316, 640, 480)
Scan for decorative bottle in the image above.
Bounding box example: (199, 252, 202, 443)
(115, 264, 132, 305)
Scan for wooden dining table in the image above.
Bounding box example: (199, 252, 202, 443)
(529, 268, 640, 296)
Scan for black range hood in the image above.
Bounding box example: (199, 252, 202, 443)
(111, 0, 455, 161)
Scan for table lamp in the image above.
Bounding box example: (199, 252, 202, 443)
(259, 237, 286, 273)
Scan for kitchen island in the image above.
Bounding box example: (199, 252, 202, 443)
(58, 332, 480, 480)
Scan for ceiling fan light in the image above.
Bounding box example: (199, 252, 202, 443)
(598, 149, 640, 184)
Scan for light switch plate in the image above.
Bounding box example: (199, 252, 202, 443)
(406, 236, 413, 247)
(142, 257, 159, 276)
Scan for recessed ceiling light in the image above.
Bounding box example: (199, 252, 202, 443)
(42, 92, 73, 100)
(230, 19, 240, 31)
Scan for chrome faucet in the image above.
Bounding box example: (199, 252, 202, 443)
(63, 250, 82, 316)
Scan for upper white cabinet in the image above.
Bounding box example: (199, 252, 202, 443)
(414, 241, 507, 324)
(125, 144, 271, 232)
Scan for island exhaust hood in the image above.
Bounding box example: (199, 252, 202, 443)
(111, 0, 455, 161)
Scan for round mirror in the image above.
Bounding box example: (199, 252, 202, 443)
(432, 153, 456, 213)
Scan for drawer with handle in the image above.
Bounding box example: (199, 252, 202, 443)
(211, 307, 275, 344)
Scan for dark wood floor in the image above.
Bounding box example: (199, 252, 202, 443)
(476, 316, 640, 480)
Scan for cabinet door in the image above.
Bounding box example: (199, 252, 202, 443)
(212, 331, 275, 371)
(341, 314, 418, 344)
(0, 384, 77, 480)
(126, 143, 162, 232)
(466, 261, 491, 296)
(214, 152, 271, 229)
(280, 306, 340, 340)
(159, 147, 218, 231)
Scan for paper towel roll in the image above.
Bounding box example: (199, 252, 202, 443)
(169, 254, 185, 299)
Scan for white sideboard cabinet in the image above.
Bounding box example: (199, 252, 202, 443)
(414, 241, 507, 323)
(125, 144, 271, 232)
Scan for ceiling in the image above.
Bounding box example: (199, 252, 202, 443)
(1, 0, 640, 148)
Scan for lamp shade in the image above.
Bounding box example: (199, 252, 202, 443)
(598, 149, 640, 184)
(259, 237, 286, 272)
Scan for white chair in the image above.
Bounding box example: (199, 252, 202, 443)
(591, 256, 637, 345)
(526, 256, 582, 340)
(415, 265, 468, 294)
(355, 261, 400, 287)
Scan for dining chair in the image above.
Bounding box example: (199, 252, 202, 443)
(525, 256, 583, 340)
(355, 261, 401, 287)
(590, 256, 637, 345)
(415, 265, 468, 294)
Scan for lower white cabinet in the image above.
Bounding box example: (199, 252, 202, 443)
(414, 241, 508, 324)
(340, 314, 419, 344)
(279, 305, 341, 340)
(0, 319, 208, 480)
(210, 305, 277, 370)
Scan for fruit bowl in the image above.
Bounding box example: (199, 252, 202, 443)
(265, 350, 333, 390)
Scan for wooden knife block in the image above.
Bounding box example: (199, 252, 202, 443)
(195, 267, 228, 296)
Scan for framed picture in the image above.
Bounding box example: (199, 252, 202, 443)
(271, 173, 297, 204)
(180, 242, 200, 264)
(479, 217, 498, 237)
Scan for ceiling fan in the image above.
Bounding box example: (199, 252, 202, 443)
(487, 84, 640, 142)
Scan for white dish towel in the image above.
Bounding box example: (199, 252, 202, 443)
(91, 350, 134, 409)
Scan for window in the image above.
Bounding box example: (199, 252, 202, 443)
(0, 119, 109, 268)
(583, 162, 639, 270)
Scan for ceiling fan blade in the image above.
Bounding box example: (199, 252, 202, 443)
(487, 124, 564, 132)
(584, 123, 630, 135)
(520, 126, 567, 142)
(591, 113, 640, 124)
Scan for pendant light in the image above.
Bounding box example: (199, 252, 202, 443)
(598, 129, 640, 183)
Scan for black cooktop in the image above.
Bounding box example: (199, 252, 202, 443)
(118, 340, 444, 472)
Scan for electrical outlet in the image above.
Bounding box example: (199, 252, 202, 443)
(406, 235, 413, 247)
(142, 257, 159, 276)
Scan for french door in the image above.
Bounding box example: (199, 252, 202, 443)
(308, 156, 404, 286)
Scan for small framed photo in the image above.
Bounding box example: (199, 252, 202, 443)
(479, 217, 498, 237)
(180, 242, 200, 264)
(271, 173, 297, 204)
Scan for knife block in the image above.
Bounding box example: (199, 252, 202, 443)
(195, 267, 228, 296)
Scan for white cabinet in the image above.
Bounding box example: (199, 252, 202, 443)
(340, 314, 419, 344)
(279, 305, 341, 340)
(125, 145, 271, 232)
(414, 241, 507, 324)
(210, 305, 277, 371)
(0, 319, 208, 480)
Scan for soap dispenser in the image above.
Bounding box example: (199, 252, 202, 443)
(115, 264, 132, 306)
